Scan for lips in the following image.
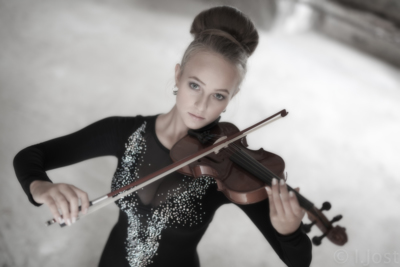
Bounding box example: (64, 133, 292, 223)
(188, 112, 205, 120)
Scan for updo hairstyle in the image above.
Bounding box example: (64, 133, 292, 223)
(179, 6, 259, 85)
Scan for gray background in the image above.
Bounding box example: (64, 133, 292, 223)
(1, 0, 400, 266)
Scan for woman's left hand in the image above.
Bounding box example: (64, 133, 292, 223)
(265, 178, 306, 235)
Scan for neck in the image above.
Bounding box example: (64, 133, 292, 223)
(155, 105, 189, 149)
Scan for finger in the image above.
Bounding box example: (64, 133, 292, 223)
(72, 186, 90, 215)
(55, 194, 72, 226)
(61, 186, 80, 223)
(271, 178, 284, 216)
(289, 191, 305, 218)
(279, 179, 292, 216)
(45, 196, 62, 223)
(265, 186, 277, 216)
(290, 187, 305, 217)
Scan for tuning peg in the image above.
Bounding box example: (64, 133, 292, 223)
(302, 221, 316, 233)
(312, 233, 327, 246)
(320, 201, 331, 211)
(331, 215, 342, 223)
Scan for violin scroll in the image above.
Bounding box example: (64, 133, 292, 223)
(304, 203, 347, 246)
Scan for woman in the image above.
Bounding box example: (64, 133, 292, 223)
(13, 6, 312, 267)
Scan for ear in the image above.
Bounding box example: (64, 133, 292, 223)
(175, 64, 181, 86)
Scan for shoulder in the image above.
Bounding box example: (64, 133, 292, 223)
(94, 115, 144, 128)
(94, 114, 157, 136)
(99, 114, 157, 123)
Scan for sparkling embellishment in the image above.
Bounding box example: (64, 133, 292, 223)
(111, 120, 215, 267)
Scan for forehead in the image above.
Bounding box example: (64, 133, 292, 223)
(182, 51, 240, 90)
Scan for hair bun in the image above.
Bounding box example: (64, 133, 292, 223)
(190, 6, 259, 56)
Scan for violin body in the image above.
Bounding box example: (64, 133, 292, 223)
(171, 122, 285, 205)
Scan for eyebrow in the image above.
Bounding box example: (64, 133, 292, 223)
(189, 76, 230, 94)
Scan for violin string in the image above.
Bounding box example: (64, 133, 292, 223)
(201, 135, 282, 186)
(227, 143, 277, 183)
(235, 145, 313, 209)
(196, 133, 314, 210)
(222, 142, 314, 210)
(229, 145, 313, 210)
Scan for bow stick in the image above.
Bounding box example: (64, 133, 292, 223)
(46, 109, 288, 227)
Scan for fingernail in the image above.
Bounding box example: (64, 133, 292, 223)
(266, 187, 271, 193)
(280, 179, 285, 185)
(67, 219, 72, 226)
(72, 217, 76, 224)
(289, 191, 294, 197)
(272, 179, 277, 185)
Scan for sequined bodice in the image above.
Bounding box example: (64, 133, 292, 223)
(111, 116, 218, 267)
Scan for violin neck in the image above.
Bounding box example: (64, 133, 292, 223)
(229, 149, 315, 211)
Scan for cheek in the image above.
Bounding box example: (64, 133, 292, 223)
(208, 101, 227, 118)
(176, 88, 186, 100)
(213, 98, 229, 109)
(176, 88, 192, 109)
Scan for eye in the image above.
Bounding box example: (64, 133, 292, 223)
(214, 93, 225, 101)
(189, 82, 200, 90)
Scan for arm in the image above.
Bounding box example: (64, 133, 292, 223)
(13, 116, 134, 224)
(236, 179, 312, 267)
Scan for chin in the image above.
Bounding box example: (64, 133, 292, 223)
(184, 117, 209, 130)
(182, 112, 205, 129)
(184, 120, 206, 130)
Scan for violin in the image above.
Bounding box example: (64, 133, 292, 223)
(45, 110, 348, 246)
(171, 111, 347, 246)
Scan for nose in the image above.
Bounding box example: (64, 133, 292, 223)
(195, 94, 208, 112)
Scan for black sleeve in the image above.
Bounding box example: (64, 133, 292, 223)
(236, 199, 312, 267)
(13, 116, 136, 206)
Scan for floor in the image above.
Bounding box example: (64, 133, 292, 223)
(1, 0, 400, 266)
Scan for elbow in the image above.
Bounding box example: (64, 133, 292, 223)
(13, 145, 44, 175)
(13, 147, 27, 171)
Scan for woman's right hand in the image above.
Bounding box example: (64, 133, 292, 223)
(30, 180, 90, 226)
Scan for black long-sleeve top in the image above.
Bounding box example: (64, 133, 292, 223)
(13, 115, 312, 267)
